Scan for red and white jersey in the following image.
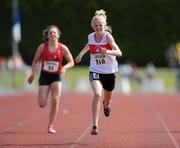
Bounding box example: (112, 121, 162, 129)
(88, 32, 118, 74)
(41, 42, 63, 74)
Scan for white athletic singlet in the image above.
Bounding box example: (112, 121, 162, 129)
(88, 32, 118, 74)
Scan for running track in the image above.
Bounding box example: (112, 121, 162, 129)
(0, 91, 179, 148)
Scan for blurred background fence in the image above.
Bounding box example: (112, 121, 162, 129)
(0, 65, 178, 94)
(1, 0, 180, 94)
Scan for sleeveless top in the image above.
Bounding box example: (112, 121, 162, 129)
(88, 32, 118, 74)
(41, 42, 63, 74)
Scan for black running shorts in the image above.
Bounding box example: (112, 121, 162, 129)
(39, 71, 61, 86)
(89, 71, 116, 91)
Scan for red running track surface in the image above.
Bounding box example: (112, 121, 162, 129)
(0, 92, 179, 148)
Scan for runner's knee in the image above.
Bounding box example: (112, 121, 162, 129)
(51, 97, 59, 106)
(94, 92, 102, 100)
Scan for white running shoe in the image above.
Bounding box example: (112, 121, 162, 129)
(48, 126, 56, 134)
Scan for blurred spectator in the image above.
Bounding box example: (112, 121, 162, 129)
(0, 54, 34, 90)
(175, 42, 180, 92)
(128, 62, 143, 84)
(0, 57, 5, 67)
(6, 56, 14, 71)
(118, 63, 132, 93)
(12, 53, 33, 90)
(13, 53, 31, 73)
(166, 43, 176, 68)
(0, 57, 6, 87)
(141, 62, 165, 93)
(144, 62, 156, 79)
(118, 61, 143, 93)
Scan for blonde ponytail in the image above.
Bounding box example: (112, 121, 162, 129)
(95, 9, 107, 21)
(91, 9, 112, 33)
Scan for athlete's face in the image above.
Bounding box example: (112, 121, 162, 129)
(47, 27, 60, 41)
(92, 17, 106, 33)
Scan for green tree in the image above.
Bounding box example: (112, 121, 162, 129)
(1, 0, 180, 66)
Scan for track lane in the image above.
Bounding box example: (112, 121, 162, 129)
(0, 92, 179, 148)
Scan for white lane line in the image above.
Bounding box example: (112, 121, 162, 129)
(0, 114, 45, 134)
(69, 125, 91, 148)
(149, 100, 180, 148)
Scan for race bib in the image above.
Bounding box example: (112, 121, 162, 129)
(94, 54, 106, 65)
(43, 61, 59, 72)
